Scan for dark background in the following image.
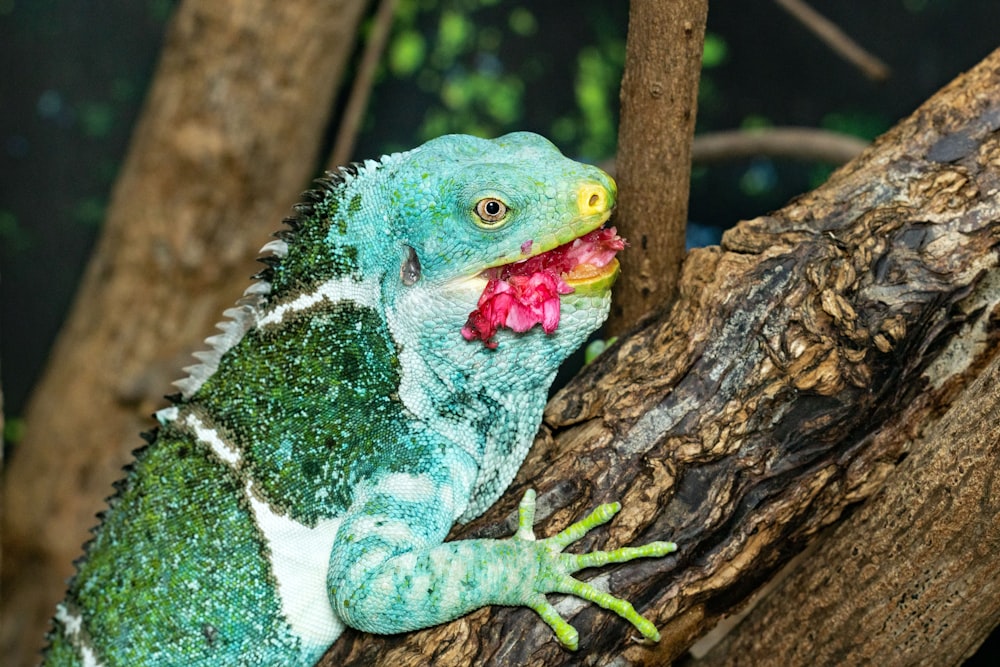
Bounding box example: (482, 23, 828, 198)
(6, 0, 1000, 419)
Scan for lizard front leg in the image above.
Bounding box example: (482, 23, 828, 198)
(328, 472, 675, 649)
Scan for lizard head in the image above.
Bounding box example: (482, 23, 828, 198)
(383, 132, 622, 363)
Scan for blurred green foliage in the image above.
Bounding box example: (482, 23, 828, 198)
(3, 416, 26, 446)
(0, 209, 29, 252)
(7, 0, 1000, 432)
(584, 336, 617, 365)
(702, 32, 728, 69)
(388, 29, 426, 76)
(572, 43, 625, 158)
(78, 102, 115, 138)
(73, 196, 107, 228)
(821, 110, 891, 141)
(370, 1, 628, 160)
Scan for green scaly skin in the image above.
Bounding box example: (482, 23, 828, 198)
(42, 133, 676, 666)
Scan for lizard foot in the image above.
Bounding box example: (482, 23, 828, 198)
(513, 488, 676, 650)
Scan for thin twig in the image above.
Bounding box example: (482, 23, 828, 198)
(690, 127, 869, 164)
(600, 127, 869, 175)
(328, 0, 399, 169)
(774, 0, 891, 82)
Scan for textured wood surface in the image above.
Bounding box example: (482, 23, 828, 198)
(323, 49, 1000, 666)
(695, 345, 1000, 665)
(1, 3, 365, 665)
(610, 0, 708, 334)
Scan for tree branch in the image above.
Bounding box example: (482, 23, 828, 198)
(328, 0, 398, 169)
(609, 0, 708, 335)
(774, 0, 891, 81)
(691, 127, 868, 165)
(600, 127, 870, 175)
(695, 345, 1000, 665)
(322, 48, 1000, 667)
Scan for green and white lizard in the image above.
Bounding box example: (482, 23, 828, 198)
(43, 132, 676, 666)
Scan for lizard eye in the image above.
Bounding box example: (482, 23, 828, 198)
(474, 197, 509, 226)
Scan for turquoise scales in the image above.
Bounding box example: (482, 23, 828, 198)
(43, 133, 676, 666)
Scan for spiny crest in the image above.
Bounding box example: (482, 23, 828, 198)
(169, 159, 383, 400)
(252, 169, 352, 282)
(59, 449, 141, 602)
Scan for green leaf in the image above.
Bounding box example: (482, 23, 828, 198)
(740, 114, 773, 130)
(79, 102, 115, 138)
(584, 337, 616, 364)
(574, 46, 620, 158)
(0, 209, 30, 252)
(389, 30, 427, 77)
(3, 417, 27, 446)
(73, 196, 107, 228)
(821, 111, 890, 141)
(702, 32, 728, 68)
(508, 8, 537, 37)
(437, 11, 472, 60)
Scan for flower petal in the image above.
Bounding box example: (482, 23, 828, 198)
(462, 228, 625, 347)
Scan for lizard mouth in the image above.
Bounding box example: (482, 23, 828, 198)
(483, 226, 624, 287)
(461, 226, 626, 348)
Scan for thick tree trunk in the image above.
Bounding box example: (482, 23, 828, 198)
(0, 2, 366, 665)
(321, 49, 1000, 666)
(693, 346, 1000, 665)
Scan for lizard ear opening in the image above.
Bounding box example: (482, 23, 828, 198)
(400, 245, 422, 286)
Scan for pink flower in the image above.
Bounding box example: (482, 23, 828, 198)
(461, 227, 625, 347)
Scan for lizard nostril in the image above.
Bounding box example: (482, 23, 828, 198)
(578, 184, 609, 216)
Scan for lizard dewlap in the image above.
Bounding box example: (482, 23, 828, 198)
(42, 132, 675, 666)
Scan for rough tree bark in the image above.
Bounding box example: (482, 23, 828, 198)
(610, 0, 708, 335)
(0, 2, 366, 665)
(320, 49, 1000, 666)
(694, 339, 1000, 665)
